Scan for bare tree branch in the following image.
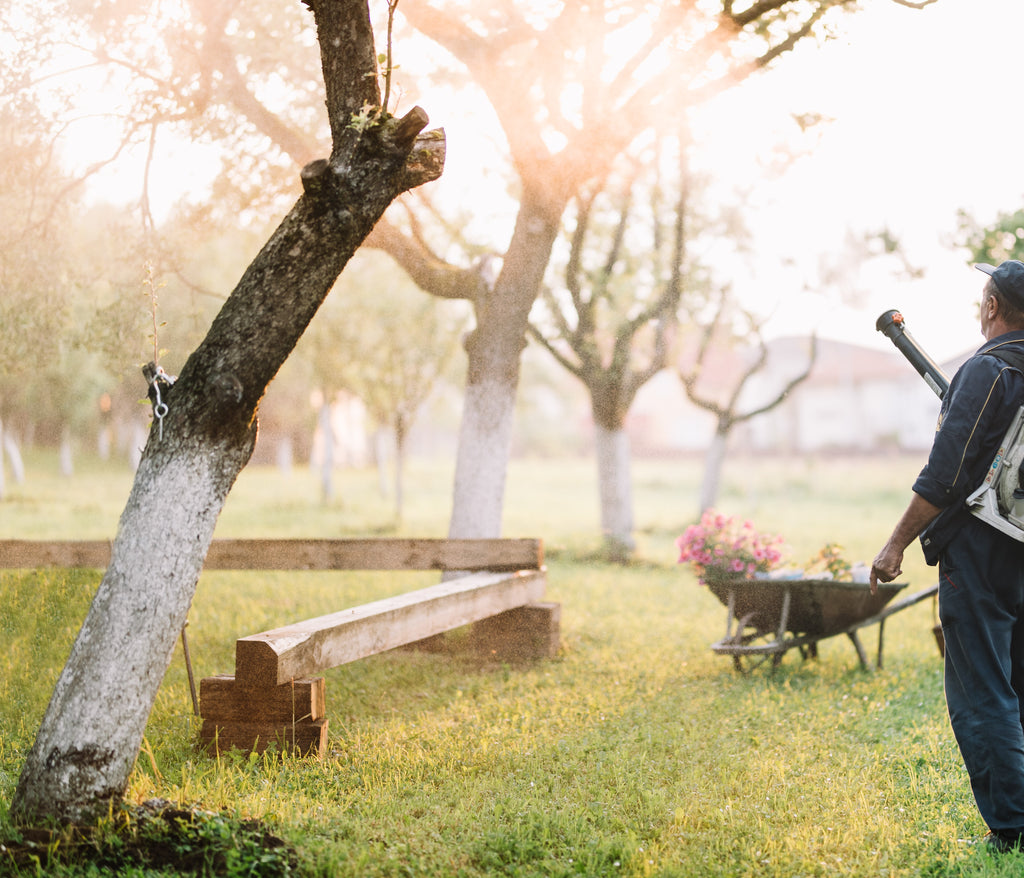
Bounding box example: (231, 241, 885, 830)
(363, 218, 487, 303)
(679, 302, 817, 428)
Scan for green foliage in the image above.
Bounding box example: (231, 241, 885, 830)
(956, 207, 1024, 266)
(346, 104, 384, 133)
(0, 807, 297, 877)
(804, 541, 854, 580)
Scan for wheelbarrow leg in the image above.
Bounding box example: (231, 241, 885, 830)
(775, 587, 791, 646)
(798, 641, 819, 661)
(847, 629, 870, 669)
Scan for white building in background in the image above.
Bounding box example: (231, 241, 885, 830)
(252, 335, 974, 465)
(627, 336, 972, 456)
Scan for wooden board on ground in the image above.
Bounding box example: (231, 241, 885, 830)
(234, 569, 549, 688)
(0, 538, 543, 572)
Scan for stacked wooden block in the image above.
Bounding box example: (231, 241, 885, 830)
(199, 675, 327, 756)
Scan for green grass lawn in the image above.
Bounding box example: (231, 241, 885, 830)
(0, 450, 1019, 876)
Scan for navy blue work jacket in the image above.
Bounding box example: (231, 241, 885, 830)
(915, 331, 1024, 565)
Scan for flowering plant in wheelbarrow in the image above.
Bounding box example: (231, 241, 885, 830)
(675, 510, 785, 585)
(676, 512, 920, 672)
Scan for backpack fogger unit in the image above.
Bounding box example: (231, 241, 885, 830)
(876, 309, 1024, 542)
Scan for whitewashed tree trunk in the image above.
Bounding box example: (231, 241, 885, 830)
(97, 426, 111, 460)
(59, 428, 74, 477)
(5, 432, 25, 484)
(373, 427, 390, 498)
(447, 194, 560, 540)
(12, 440, 251, 819)
(447, 380, 516, 538)
(0, 416, 6, 500)
(318, 400, 335, 503)
(275, 435, 293, 475)
(595, 424, 635, 560)
(699, 428, 729, 515)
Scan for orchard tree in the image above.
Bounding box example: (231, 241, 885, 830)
(679, 296, 817, 515)
(528, 143, 689, 560)
(11, 0, 444, 824)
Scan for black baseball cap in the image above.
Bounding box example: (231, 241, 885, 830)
(976, 260, 1024, 310)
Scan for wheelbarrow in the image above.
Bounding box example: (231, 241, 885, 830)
(704, 573, 939, 673)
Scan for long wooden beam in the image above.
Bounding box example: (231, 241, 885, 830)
(0, 538, 543, 572)
(0, 540, 113, 568)
(234, 569, 548, 688)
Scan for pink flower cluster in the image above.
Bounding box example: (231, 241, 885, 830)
(675, 510, 784, 585)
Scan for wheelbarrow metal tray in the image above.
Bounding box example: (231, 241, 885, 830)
(705, 576, 906, 638)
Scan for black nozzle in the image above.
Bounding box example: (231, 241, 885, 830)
(875, 309, 905, 340)
(876, 309, 949, 399)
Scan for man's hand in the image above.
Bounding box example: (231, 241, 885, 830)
(870, 545, 904, 594)
(869, 492, 942, 595)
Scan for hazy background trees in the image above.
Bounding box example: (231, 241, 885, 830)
(0, 0, 967, 555)
(300, 251, 468, 518)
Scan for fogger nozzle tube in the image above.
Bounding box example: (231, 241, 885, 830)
(876, 309, 950, 400)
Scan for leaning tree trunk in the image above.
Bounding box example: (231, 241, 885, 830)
(447, 188, 562, 539)
(12, 0, 443, 824)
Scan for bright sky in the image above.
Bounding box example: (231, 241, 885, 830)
(692, 0, 1024, 361)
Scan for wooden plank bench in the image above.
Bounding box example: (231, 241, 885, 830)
(0, 538, 558, 758)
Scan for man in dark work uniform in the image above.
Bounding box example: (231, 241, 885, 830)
(872, 260, 1024, 852)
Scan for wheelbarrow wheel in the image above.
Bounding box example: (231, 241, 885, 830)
(730, 636, 786, 674)
(723, 616, 788, 674)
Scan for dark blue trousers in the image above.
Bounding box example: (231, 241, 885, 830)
(940, 515, 1024, 832)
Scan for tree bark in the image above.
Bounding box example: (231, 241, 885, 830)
(12, 0, 443, 824)
(699, 426, 730, 516)
(595, 425, 635, 561)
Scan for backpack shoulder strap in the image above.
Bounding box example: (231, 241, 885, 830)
(983, 340, 1024, 374)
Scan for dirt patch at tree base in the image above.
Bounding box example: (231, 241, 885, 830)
(0, 799, 298, 876)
